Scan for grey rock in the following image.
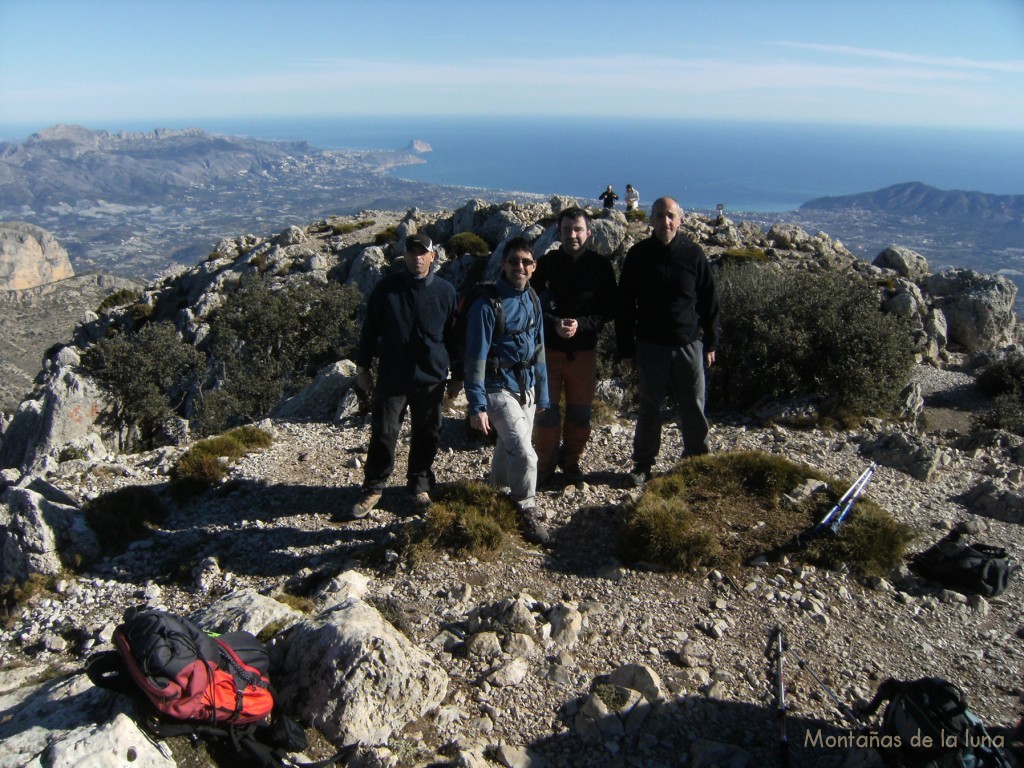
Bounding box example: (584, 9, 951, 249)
(272, 596, 447, 746)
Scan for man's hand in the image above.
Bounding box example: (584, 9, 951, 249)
(470, 411, 490, 435)
(621, 358, 634, 372)
(556, 318, 578, 339)
(705, 350, 716, 368)
(355, 369, 372, 392)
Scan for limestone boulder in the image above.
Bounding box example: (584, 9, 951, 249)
(921, 268, 1017, 352)
(873, 245, 930, 281)
(0, 486, 99, 584)
(271, 597, 448, 746)
(272, 360, 358, 421)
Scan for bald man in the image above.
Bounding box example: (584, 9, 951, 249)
(616, 196, 720, 486)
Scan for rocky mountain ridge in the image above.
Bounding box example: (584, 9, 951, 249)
(0, 125, 544, 279)
(0, 197, 1021, 768)
(801, 182, 1024, 223)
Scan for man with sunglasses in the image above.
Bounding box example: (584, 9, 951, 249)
(617, 197, 720, 486)
(349, 233, 457, 518)
(532, 207, 617, 485)
(465, 237, 551, 544)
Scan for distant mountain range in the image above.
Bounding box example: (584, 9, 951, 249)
(0, 124, 535, 279)
(0, 127, 1019, 316)
(801, 181, 1024, 223)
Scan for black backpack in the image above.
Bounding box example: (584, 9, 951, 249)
(910, 526, 1011, 597)
(858, 677, 1013, 768)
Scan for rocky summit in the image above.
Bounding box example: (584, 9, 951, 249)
(0, 197, 1022, 768)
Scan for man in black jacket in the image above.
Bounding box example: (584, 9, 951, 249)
(350, 233, 457, 517)
(532, 207, 617, 484)
(616, 197, 720, 485)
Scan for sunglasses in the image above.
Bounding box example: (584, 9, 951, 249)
(506, 257, 535, 267)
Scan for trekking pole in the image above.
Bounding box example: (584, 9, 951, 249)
(765, 625, 790, 768)
(786, 646, 866, 731)
(828, 462, 875, 535)
(801, 463, 875, 542)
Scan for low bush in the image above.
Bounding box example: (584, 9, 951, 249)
(96, 288, 142, 314)
(976, 351, 1024, 400)
(718, 247, 769, 266)
(625, 209, 647, 223)
(330, 219, 375, 235)
(374, 227, 399, 245)
(446, 232, 490, 258)
(84, 486, 168, 557)
(171, 426, 273, 497)
(712, 263, 916, 418)
(620, 451, 912, 577)
(403, 481, 520, 561)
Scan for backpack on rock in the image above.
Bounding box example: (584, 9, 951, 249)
(87, 607, 350, 768)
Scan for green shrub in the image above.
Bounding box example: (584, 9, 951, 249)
(403, 481, 520, 561)
(171, 426, 273, 496)
(57, 445, 90, 462)
(331, 219, 375, 235)
(620, 451, 911, 577)
(973, 394, 1024, 437)
(719, 247, 769, 266)
(625, 209, 647, 223)
(711, 264, 915, 417)
(84, 486, 168, 557)
(446, 232, 491, 258)
(976, 351, 1024, 400)
(82, 321, 205, 451)
(197, 275, 361, 434)
(96, 288, 142, 314)
(374, 227, 399, 245)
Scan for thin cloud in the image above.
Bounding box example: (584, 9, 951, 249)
(772, 41, 1024, 75)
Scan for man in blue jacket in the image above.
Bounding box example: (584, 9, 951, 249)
(616, 197, 720, 486)
(351, 233, 457, 518)
(465, 237, 551, 543)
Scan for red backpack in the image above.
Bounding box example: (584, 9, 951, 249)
(108, 607, 274, 724)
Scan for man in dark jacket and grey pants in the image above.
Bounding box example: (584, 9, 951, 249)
(350, 233, 457, 518)
(616, 197, 720, 486)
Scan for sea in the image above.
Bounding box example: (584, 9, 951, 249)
(3, 115, 1023, 213)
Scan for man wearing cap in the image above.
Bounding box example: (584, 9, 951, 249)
(350, 233, 458, 518)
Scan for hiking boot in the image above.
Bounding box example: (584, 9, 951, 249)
(351, 490, 382, 519)
(412, 491, 432, 514)
(628, 466, 652, 488)
(521, 507, 551, 545)
(559, 460, 584, 484)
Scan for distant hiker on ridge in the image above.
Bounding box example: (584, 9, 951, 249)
(625, 184, 640, 212)
(599, 185, 618, 210)
(349, 233, 458, 519)
(616, 196, 720, 486)
(532, 207, 617, 486)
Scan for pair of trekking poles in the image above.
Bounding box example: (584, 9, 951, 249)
(766, 624, 867, 767)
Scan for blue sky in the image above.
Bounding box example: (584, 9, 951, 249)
(1, 0, 1023, 130)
